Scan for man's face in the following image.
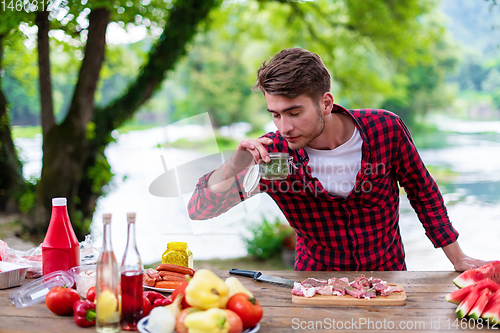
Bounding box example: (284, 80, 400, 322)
(265, 92, 325, 150)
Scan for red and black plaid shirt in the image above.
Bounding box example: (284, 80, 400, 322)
(188, 105, 459, 271)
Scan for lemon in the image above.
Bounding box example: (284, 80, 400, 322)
(96, 290, 119, 324)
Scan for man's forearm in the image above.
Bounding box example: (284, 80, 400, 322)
(442, 241, 493, 272)
(442, 241, 466, 265)
(206, 163, 237, 193)
(207, 152, 254, 193)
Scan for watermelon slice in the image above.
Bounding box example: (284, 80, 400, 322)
(446, 278, 500, 304)
(469, 288, 492, 320)
(482, 291, 500, 324)
(456, 286, 481, 319)
(454, 261, 500, 288)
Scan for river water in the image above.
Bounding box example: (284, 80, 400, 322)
(14, 117, 500, 271)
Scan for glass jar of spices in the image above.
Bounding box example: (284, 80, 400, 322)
(162, 242, 193, 269)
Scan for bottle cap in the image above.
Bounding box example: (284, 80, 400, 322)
(102, 213, 112, 223)
(167, 242, 187, 250)
(52, 197, 67, 206)
(126, 212, 136, 223)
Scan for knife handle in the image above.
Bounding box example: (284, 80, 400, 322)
(229, 269, 262, 279)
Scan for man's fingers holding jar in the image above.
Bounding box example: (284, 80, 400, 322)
(237, 138, 272, 160)
(248, 138, 273, 163)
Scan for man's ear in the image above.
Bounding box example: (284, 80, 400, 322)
(322, 92, 334, 115)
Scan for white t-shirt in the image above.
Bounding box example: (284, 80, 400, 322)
(303, 127, 363, 198)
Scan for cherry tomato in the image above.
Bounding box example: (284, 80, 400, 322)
(225, 309, 244, 333)
(226, 293, 263, 329)
(45, 286, 81, 316)
(171, 281, 191, 309)
(86, 286, 96, 303)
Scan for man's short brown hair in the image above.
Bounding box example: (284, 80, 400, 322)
(253, 48, 331, 100)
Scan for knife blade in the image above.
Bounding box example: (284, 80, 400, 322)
(229, 269, 296, 288)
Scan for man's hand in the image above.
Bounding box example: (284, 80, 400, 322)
(452, 256, 494, 272)
(235, 137, 274, 165)
(442, 241, 493, 272)
(207, 137, 273, 193)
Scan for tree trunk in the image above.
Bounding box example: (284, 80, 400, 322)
(0, 34, 25, 212)
(31, 8, 110, 239)
(75, 0, 220, 228)
(36, 10, 55, 138)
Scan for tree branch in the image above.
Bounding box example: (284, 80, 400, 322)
(36, 10, 55, 137)
(64, 7, 110, 130)
(91, 0, 221, 148)
(0, 34, 24, 210)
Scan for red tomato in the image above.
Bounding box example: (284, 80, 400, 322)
(226, 293, 263, 329)
(225, 309, 244, 333)
(143, 296, 152, 317)
(86, 286, 96, 303)
(45, 286, 81, 316)
(171, 281, 191, 309)
(175, 308, 201, 333)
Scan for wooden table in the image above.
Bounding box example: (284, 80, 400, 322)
(0, 271, 492, 332)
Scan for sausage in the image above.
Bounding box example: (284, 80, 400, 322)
(143, 272, 155, 287)
(156, 263, 195, 276)
(154, 280, 184, 289)
(162, 275, 188, 282)
(159, 270, 192, 280)
(146, 268, 162, 282)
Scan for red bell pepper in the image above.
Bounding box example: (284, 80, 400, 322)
(73, 300, 96, 328)
(153, 295, 173, 307)
(143, 291, 173, 308)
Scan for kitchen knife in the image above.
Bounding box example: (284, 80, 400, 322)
(229, 269, 296, 288)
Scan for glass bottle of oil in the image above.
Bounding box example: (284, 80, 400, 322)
(96, 213, 120, 333)
(162, 242, 193, 269)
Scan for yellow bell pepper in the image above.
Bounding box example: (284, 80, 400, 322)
(225, 277, 253, 298)
(184, 308, 229, 333)
(185, 269, 230, 310)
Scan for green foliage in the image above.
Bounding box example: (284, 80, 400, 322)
(86, 121, 96, 140)
(3, 31, 40, 125)
(71, 209, 92, 241)
(169, 30, 268, 129)
(380, 14, 459, 126)
(243, 216, 293, 260)
(18, 182, 36, 213)
(153, 0, 456, 132)
(86, 151, 113, 195)
(493, 91, 500, 109)
(11, 126, 41, 139)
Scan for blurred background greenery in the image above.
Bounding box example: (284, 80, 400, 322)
(5, 0, 500, 132)
(1, 0, 499, 256)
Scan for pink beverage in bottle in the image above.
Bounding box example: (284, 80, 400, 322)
(121, 271, 143, 330)
(42, 197, 80, 276)
(120, 212, 143, 331)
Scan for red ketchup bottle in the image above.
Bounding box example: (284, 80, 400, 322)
(42, 197, 80, 275)
(120, 212, 143, 331)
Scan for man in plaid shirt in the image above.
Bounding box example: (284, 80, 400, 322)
(188, 48, 490, 271)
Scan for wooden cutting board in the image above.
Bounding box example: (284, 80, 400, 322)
(291, 283, 406, 306)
